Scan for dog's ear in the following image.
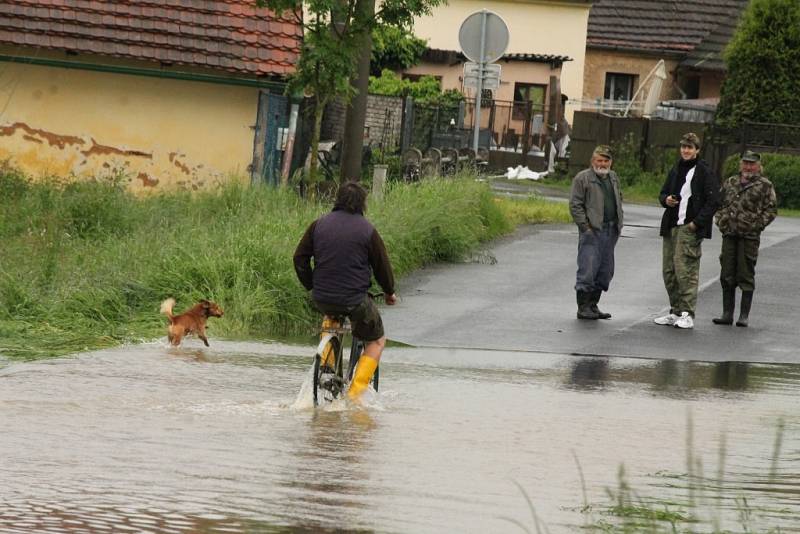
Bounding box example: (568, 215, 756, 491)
(201, 299, 210, 307)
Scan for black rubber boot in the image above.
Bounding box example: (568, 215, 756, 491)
(736, 290, 753, 327)
(712, 286, 735, 325)
(576, 290, 599, 320)
(590, 290, 611, 319)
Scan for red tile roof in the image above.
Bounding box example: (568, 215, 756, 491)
(0, 0, 302, 77)
(588, 0, 747, 58)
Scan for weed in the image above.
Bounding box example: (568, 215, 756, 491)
(0, 167, 566, 359)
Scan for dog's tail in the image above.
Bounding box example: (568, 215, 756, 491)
(160, 298, 176, 321)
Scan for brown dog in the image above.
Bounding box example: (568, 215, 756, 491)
(160, 298, 224, 347)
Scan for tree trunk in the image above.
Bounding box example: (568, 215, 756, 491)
(309, 94, 327, 186)
(339, 0, 376, 182)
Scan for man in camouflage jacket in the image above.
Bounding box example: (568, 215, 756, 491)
(712, 151, 777, 327)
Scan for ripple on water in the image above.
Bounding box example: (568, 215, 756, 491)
(1, 341, 799, 532)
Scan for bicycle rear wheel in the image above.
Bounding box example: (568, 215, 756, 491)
(313, 335, 344, 406)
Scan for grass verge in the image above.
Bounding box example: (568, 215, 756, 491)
(0, 170, 567, 360)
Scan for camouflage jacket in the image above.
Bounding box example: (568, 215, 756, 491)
(715, 174, 777, 238)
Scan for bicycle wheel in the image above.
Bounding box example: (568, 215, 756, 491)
(347, 337, 379, 392)
(313, 335, 344, 406)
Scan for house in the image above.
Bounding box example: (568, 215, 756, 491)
(406, 0, 591, 149)
(583, 0, 749, 114)
(0, 1, 301, 190)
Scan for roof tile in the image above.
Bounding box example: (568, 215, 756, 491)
(0, 0, 301, 77)
(588, 0, 748, 63)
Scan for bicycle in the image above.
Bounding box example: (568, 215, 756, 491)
(312, 314, 380, 406)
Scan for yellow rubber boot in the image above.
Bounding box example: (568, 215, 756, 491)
(347, 356, 378, 400)
(320, 317, 339, 368)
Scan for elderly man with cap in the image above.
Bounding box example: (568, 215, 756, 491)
(654, 132, 720, 329)
(712, 150, 777, 327)
(569, 144, 624, 320)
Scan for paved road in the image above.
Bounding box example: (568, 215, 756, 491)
(384, 189, 800, 363)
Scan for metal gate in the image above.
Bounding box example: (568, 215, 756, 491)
(251, 91, 289, 186)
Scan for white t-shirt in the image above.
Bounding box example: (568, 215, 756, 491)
(677, 166, 696, 225)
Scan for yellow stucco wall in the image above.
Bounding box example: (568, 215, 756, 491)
(412, 0, 590, 113)
(583, 50, 682, 103)
(0, 61, 260, 191)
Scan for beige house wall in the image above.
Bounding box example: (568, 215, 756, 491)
(406, 60, 556, 102)
(0, 60, 259, 191)
(412, 0, 590, 116)
(583, 50, 682, 103)
(699, 74, 723, 99)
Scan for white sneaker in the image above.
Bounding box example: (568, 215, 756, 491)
(674, 312, 694, 329)
(654, 313, 679, 326)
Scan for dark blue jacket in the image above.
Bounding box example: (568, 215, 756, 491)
(294, 209, 394, 306)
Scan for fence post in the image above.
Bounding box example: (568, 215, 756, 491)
(400, 96, 414, 153)
(457, 101, 466, 128)
(741, 121, 749, 152)
(372, 164, 388, 200)
(522, 101, 533, 156)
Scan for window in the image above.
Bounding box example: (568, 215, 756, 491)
(604, 73, 636, 101)
(683, 76, 700, 99)
(512, 83, 546, 120)
(480, 88, 493, 108)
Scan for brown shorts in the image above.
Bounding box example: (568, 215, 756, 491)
(314, 296, 385, 341)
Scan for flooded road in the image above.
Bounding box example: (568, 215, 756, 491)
(1, 341, 799, 533)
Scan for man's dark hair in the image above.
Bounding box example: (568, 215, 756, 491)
(333, 182, 367, 214)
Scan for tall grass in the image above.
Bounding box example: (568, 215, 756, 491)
(0, 169, 562, 360)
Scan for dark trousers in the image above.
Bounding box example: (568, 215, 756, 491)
(575, 222, 619, 293)
(720, 235, 760, 291)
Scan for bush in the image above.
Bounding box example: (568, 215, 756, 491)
(716, 0, 800, 128)
(723, 152, 800, 208)
(369, 69, 464, 106)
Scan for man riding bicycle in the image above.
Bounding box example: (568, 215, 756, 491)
(293, 182, 397, 401)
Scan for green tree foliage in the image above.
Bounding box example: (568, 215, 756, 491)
(370, 25, 427, 75)
(715, 0, 800, 128)
(369, 69, 464, 106)
(256, 0, 443, 183)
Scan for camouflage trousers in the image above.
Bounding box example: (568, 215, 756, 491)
(719, 235, 760, 291)
(662, 225, 703, 317)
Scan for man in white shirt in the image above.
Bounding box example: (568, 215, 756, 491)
(653, 133, 720, 329)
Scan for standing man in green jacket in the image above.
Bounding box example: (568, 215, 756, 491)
(712, 150, 777, 327)
(569, 145, 624, 320)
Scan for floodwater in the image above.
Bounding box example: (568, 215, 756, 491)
(1, 341, 799, 533)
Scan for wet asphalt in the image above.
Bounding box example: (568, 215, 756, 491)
(383, 181, 800, 364)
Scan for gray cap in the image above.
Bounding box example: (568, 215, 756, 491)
(592, 144, 612, 159)
(741, 150, 761, 162)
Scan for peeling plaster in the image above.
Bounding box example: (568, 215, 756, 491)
(0, 122, 84, 149)
(1, 121, 222, 191)
(136, 172, 159, 187)
(81, 138, 152, 159)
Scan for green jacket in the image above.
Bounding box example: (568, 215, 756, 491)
(569, 168, 624, 231)
(715, 174, 777, 238)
